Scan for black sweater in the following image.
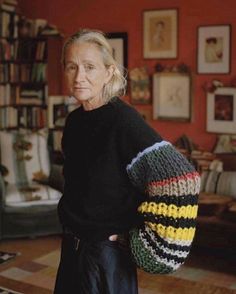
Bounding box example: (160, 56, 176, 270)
(58, 97, 161, 240)
(58, 97, 200, 273)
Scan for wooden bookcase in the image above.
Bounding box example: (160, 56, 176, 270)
(0, 7, 63, 129)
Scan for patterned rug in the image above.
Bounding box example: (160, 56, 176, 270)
(0, 250, 235, 293)
(0, 251, 59, 291)
(0, 252, 20, 265)
(0, 286, 23, 294)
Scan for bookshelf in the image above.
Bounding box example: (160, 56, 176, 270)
(0, 3, 63, 129)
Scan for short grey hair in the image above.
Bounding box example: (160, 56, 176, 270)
(62, 29, 127, 102)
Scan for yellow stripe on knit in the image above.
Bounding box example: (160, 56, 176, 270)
(146, 222, 196, 241)
(138, 201, 198, 219)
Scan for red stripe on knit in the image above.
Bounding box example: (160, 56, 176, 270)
(148, 171, 199, 187)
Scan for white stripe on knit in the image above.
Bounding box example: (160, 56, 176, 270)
(138, 230, 181, 271)
(143, 226, 190, 258)
(126, 140, 171, 171)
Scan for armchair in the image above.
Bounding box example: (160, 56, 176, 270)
(0, 129, 64, 239)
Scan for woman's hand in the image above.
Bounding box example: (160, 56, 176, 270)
(109, 234, 118, 241)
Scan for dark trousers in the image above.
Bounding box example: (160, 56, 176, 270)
(54, 233, 138, 294)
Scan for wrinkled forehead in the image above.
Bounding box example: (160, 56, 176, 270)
(65, 41, 105, 64)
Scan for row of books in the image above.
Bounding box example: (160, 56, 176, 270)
(0, 63, 47, 83)
(18, 17, 62, 38)
(0, 39, 47, 61)
(0, 0, 18, 13)
(0, 106, 17, 128)
(20, 63, 47, 83)
(0, 83, 17, 104)
(0, 84, 47, 105)
(0, 106, 47, 129)
(0, 63, 19, 83)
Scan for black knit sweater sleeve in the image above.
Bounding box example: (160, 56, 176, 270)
(116, 101, 200, 274)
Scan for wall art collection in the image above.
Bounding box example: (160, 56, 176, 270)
(107, 8, 234, 138)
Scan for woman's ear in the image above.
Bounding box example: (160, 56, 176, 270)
(105, 65, 115, 84)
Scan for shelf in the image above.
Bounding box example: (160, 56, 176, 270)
(0, 104, 47, 108)
(0, 8, 19, 15)
(0, 60, 47, 63)
(0, 81, 48, 86)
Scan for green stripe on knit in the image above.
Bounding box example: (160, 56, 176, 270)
(129, 228, 174, 274)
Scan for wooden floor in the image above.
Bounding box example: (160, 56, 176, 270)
(0, 235, 236, 294)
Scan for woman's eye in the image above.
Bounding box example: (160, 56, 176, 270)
(65, 64, 77, 72)
(85, 64, 95, 71)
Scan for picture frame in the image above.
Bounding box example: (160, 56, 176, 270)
(106, 32, 128, 74)
(47, 96, 67, 128)
(129, 67, 151, 104)
(143, 9, 178, 59)
(153, 72, 192, 121)
(197, 25, 231, 74)
(207, 87, 236, 134)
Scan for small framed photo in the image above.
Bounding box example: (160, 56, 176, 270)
(48, 96, 67, 128)
(197, 25, 231, 74)
(129, 67, 151, 104)
(207, 87, 236, 133)
(107, 32, 128, 74)
(153, 72, 192, 121)
(143, 9, 178, 59)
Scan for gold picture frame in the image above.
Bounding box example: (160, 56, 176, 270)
(143, 9, 178, 59)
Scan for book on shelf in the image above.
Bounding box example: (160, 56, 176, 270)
(0, 3, 16, 12)
(0, 0, 18, 11)
(18, 86, 45, 105)
(9, 63, 19, 82)
(0, 106, 18, 128)
(0, 63, 8, 83)
(4, 0, 18, 4)
(18, 17, 48, 38)
(39, 24, 64, 37)
(0, 10, 19, 38)
(31, 63, 47, 82)
(17, 106, 46, 128)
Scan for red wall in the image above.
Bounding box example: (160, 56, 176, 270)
(18, 0, 236, 151)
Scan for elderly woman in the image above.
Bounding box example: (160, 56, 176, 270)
(54, 29, 200, 294)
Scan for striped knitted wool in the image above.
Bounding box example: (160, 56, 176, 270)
(127, 141, 200, 274)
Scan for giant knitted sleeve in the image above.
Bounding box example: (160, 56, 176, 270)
(119, 104, 200, 274)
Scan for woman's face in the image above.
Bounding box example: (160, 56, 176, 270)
(64, 42, 113, 108)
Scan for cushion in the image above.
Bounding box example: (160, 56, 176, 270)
(4, 182, 61, 207)
(201, 171, 236, 199)
(0, 129, 50, 185)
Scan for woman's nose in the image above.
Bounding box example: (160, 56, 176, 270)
(75, 67, 85, 81)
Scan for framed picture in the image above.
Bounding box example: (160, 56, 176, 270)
(48, 96, 67, 128)
(153, 72, 192, 121)
(107, 32, 128, 74)
(207, 87, 236, 134)
(143, 9, 178, 59)
(129, 67, 151, 104)
(197, 25, 231, 74)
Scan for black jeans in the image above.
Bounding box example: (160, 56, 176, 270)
(54, 233, 138, 294)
